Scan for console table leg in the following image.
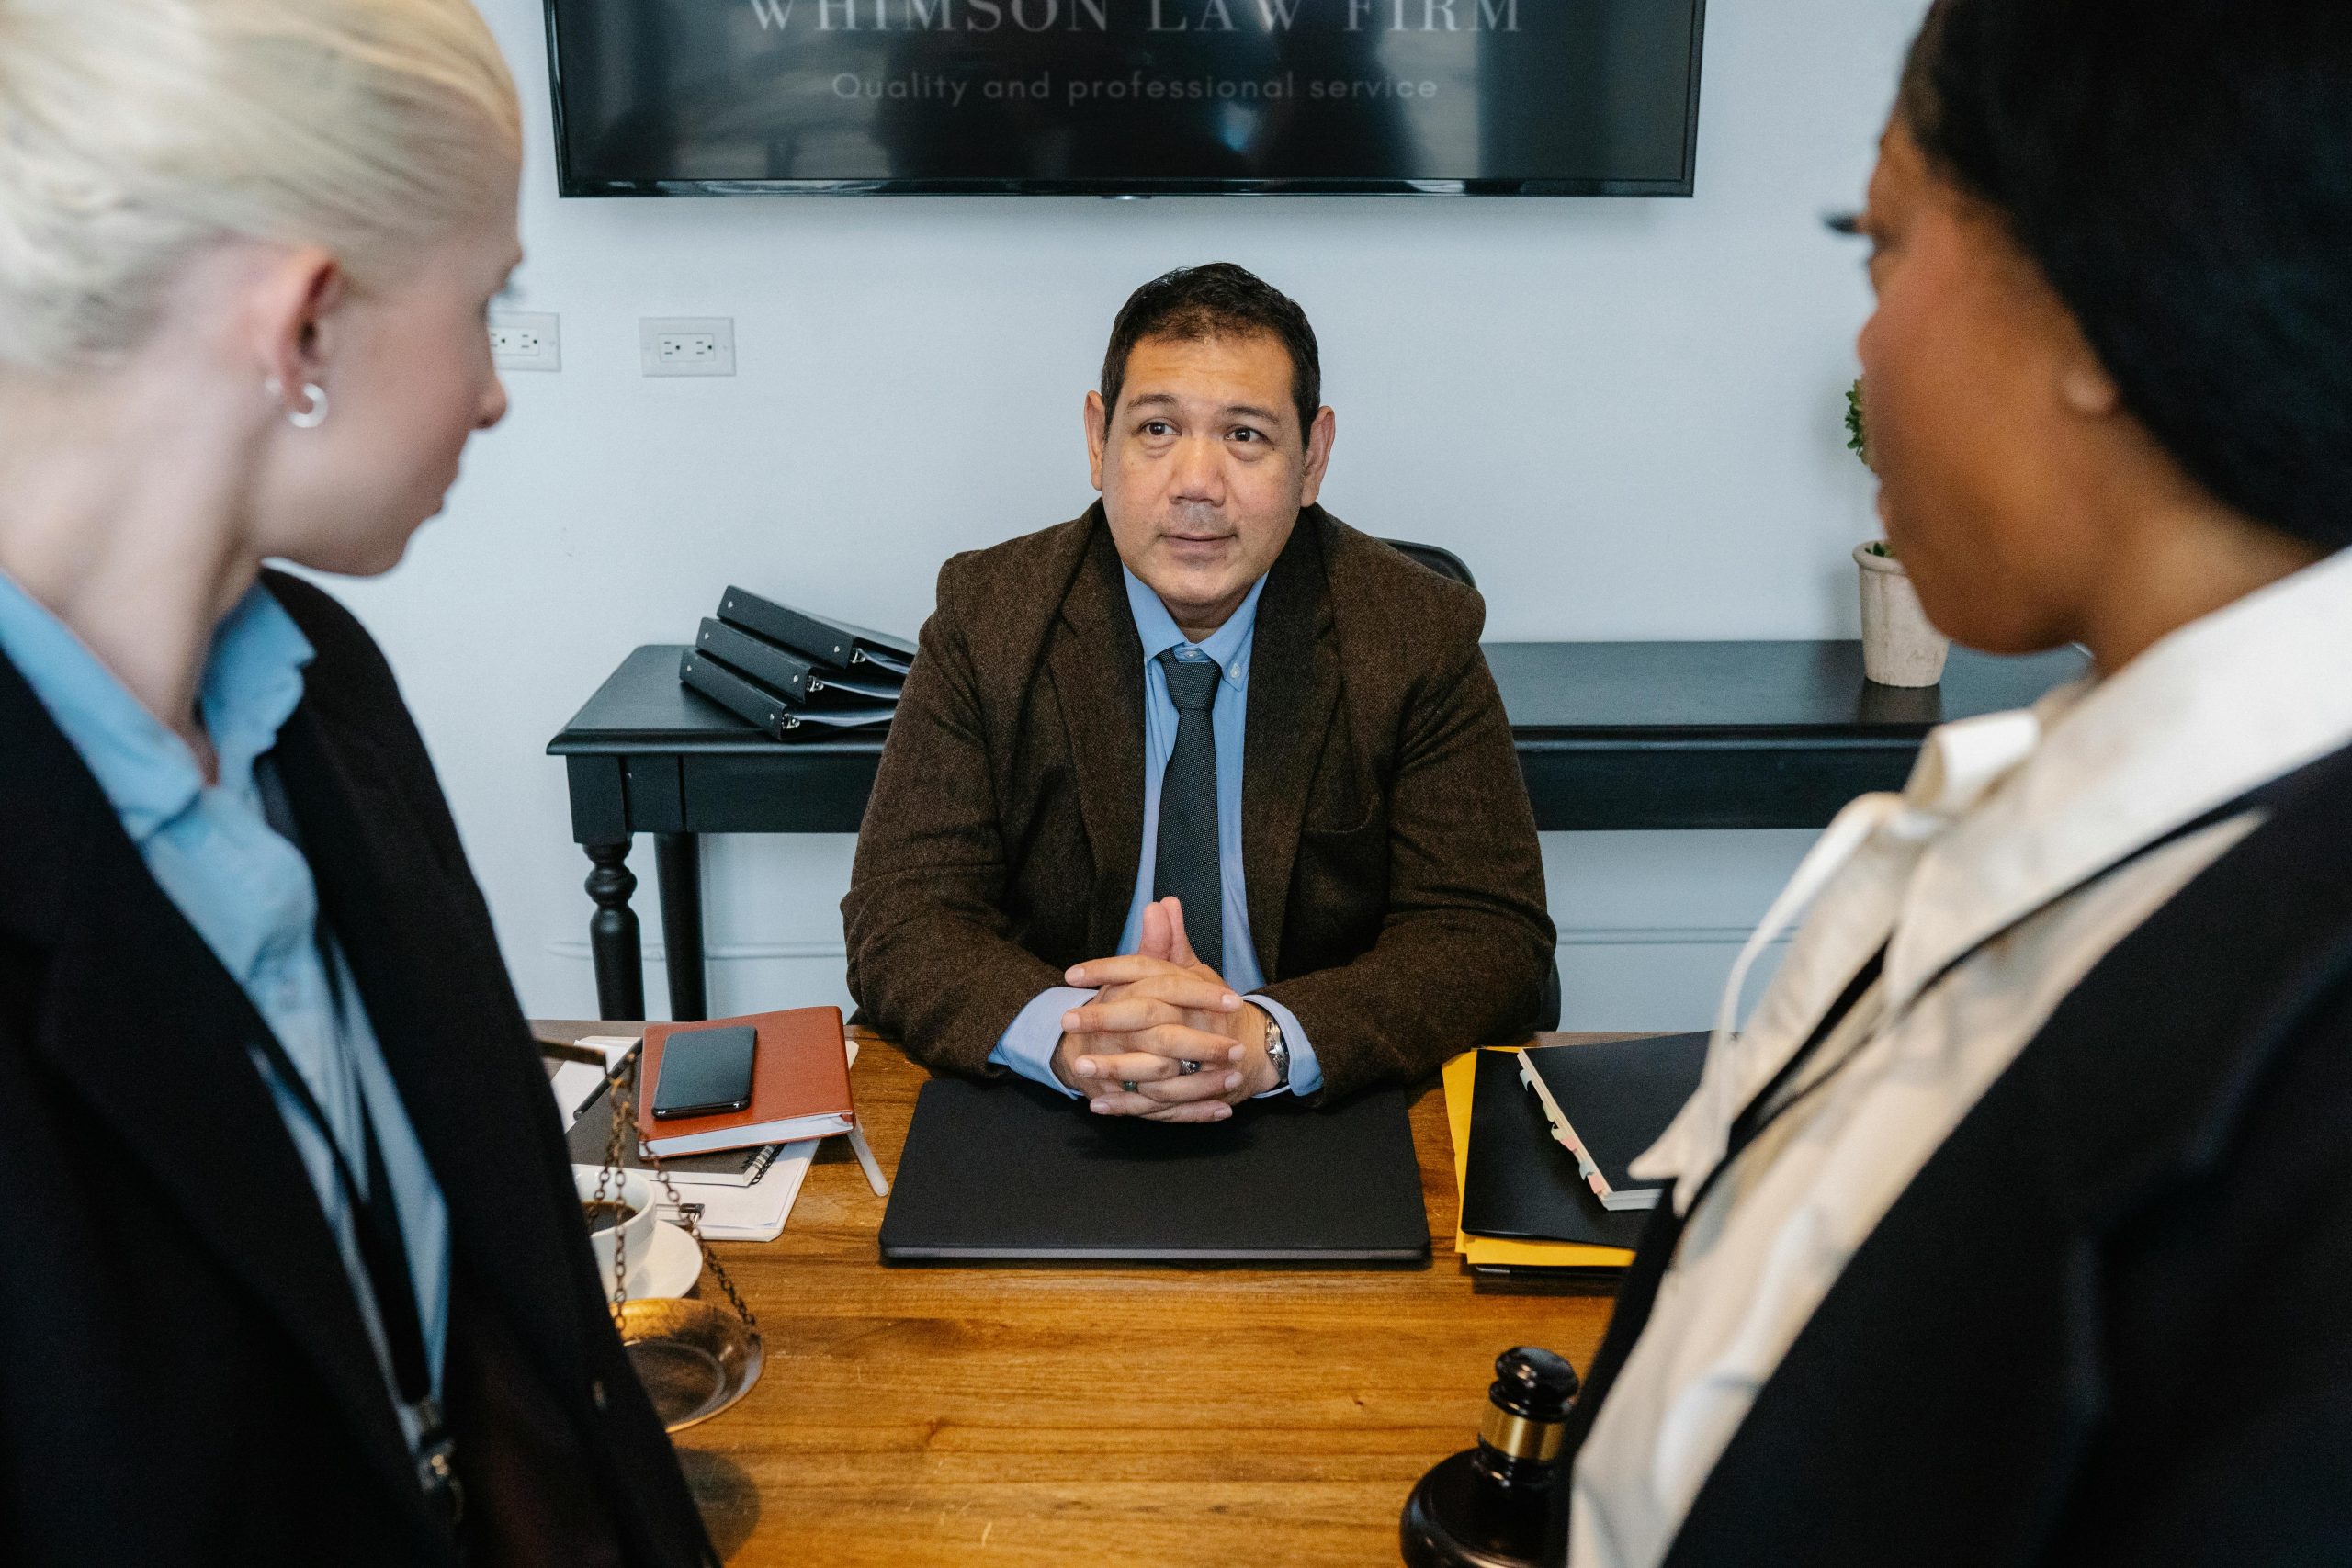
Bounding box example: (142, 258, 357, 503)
(653, 831, 708, 1023)
(583, 840, 644, 1022)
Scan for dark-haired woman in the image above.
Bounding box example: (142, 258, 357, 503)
(1556, 2, 2352, 1564)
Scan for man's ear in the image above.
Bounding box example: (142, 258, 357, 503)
(1297, 406, 1338, 508)
(250, 244, 344, 415)
(1084, 390, 1110, 492)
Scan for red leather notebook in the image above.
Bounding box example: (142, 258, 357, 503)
(637, 1007, 855, 1158)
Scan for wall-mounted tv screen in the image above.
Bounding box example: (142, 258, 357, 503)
(546, 1, 1708, 196)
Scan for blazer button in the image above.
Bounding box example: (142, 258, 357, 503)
(591, 1378, 609, 1411)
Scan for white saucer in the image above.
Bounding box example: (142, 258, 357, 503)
(620, 1217, 703, 1301)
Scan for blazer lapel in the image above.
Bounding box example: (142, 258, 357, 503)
(1241, 513, 1340, 979)
(2021, 743, 2352, 1221)
(268, 695, 596, 1388)
(1046, 513, 1149, 955)
(0, 653, 424, 1511)
(1661, 742, 2352, 1568)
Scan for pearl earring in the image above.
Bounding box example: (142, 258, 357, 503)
(262, 375, 330, 430)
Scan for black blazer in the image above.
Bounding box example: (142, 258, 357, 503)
(0, 574, 712, 1567)
(1555, 740, 2352, 1566)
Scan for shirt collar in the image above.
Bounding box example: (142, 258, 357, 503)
(200, 584, 315, 801)
(0, 570, 313, 842)
(1122, 565, 1265, 689)
(1884, 544, 2352, 1010)
(1639, 547, 2352, 1202)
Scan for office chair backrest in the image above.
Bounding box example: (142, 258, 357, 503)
(1375, 536, 1557, 1029)
(1374, 540, 1552, 1029)
(1381, 539, 1476, 590)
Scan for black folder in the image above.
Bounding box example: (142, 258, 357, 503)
(678, 649, 897, 741)
(695, 619, 902, 706)
(1459, 1050, 1653, 1249)
(879, 1075, 1430, 1264)
(716, 586, 916, 677)
(1520, 1032, 1711, 1209)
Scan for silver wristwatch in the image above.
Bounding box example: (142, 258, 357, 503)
(1255, 1004, 1291, 1090)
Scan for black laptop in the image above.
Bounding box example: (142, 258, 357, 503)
(878, 1075, 1430, 1265)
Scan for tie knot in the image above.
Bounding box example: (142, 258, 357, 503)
(1158, 650, 1222, 713)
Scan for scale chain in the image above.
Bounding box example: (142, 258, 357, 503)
(599, 1064, 632, 1323)
(598, 1048, 758, 1335)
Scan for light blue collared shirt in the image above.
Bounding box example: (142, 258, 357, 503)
(990, 567, 1322, 1098)
(0, 570, 450, 1438)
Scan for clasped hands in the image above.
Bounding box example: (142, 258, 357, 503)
(1051, 896, 1277, 1122)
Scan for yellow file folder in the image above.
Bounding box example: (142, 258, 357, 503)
(1443, 1048, 1636, 1271)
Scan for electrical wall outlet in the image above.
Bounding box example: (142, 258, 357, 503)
(640, 317, 736, 378)
(488, 311, 560, 371)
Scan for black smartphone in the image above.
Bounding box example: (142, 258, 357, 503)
(650, 1025, 758, 1120)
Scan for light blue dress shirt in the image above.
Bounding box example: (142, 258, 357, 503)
(990, 567, 1323, 1098)
(0, 570, 450, 1439)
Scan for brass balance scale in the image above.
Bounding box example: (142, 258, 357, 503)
(588, 1051, 764, 1432)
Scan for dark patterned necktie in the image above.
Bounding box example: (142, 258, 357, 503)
(1153, 649, 1224, 977)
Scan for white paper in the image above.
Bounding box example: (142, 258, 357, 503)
(564, 1031, 857, 1243)
(657, 1138, 818, 1242)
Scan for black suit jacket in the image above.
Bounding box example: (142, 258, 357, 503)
(1555, 740, 2352, 1566)
(0, 573, 712, 1567)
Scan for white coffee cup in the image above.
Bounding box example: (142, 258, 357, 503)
(572, 1167, 658, 1297)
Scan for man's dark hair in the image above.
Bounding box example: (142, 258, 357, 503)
(1100, 263, 1323, 446)
(1899, 0, 2352, 552)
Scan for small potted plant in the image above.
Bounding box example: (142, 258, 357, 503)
(1847, 378, 1950, 687)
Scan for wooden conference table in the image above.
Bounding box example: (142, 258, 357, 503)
(547, 1021, 1635, 1567)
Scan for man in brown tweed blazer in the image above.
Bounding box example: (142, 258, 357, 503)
(843, 264, 1553, 1119)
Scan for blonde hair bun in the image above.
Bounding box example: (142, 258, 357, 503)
(0, 0, 520, 372)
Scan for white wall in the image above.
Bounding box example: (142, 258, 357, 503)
(323, 0, 1928, 1028)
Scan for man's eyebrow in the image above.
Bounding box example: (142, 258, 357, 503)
(1123, 392, 1287, 427)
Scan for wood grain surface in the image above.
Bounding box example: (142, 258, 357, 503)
(540, 1023, 1629, 1566)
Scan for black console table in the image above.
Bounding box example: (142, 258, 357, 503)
(549, 640, 2086, 1021)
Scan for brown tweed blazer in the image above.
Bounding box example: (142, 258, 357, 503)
(841, 503, 1555, 1100)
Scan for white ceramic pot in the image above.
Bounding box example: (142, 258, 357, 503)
(1854, 543, 1951, 688)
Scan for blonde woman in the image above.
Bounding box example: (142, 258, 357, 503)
(0, 3, 709, 1562)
